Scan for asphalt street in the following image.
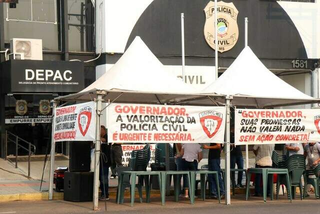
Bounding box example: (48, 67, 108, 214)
(0, 196, 319, 214)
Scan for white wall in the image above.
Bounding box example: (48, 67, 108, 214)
(95, 0, 154, 53)
(278, 1, 320, 58)
(280, 73, 312, 109)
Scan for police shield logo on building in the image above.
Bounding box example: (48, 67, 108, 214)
(16, 100, 28, 116)
(39, 100, 51, 115)
(204, 1, 239, 53)
(199, 110, 223, 138)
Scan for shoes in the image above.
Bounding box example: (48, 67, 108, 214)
(220, 194, 225, 199)
(183, 195, 189, 198)
(210, 193, 218, 199)
(235, 184, 244, 188)
(210, 195, 218, 199)
(99, 197, 110, 201)
(252, 193, 262, 197)
(111, 175, 117, 179)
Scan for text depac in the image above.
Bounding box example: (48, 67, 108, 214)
(25, 69, 73, 81)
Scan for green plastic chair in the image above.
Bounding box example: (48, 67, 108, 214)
(285, 154, 305, 200)
(120, 145, 151, 204)
(304, 164, 320, 199)
(272, 151, 287, 197)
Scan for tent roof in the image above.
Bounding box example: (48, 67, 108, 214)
(201, 46, 318, 108)
(56, 36, 220, 104)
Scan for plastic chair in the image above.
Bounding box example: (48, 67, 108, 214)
(276, 154, 305, 200)
(272, 151, 287, 197)
(195, 165, 209, 195)
(287, 154, 305, 200)
(125, 145, 151, 203)
(151, 144, 175, 189)
(116, 166, 133, 204)
(304, 164, 320, 199)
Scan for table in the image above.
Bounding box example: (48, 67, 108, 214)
(221, 168, 246, 195)
(118, 171, 162, 206)
(195, 170, 221, 203)
(160, 171, 193, 205)
(245, 168, 292, 202)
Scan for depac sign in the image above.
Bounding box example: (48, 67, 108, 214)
(2, 60, 84, 93)
(25, 69, 72, 82)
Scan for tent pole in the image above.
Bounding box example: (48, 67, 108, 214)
(244, 17, 249, 169)
(181, 13, 185, 81)
(49, 101, 57, 200)
(245, 144, 249, 170)
(93, 93, 103, 210)
(245, 17, 248, 47)
(214, 0, 218, 80)
(225, 96, 232, 205)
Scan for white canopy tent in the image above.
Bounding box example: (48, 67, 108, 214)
(57, 36, 202, 104)
(202, 46, 317, 108)
(198, 46, 318, 204)
(175, 46, 319, 204)
(49, 37, 223, 210)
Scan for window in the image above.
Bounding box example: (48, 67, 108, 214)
(68, 0, 94, 52)
(4, 0, 59, 51)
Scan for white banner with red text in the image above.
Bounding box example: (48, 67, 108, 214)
(107, 104, 226, 143)
(54, 102, 96, 142)
(235, 108, 320, 145)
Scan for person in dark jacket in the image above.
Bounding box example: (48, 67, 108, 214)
(99, 125, 111, 201)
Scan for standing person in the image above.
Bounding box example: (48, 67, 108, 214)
(231, 146, 244, 188)
(176, 143, 202, 198)
(203, 143, 225, 199)
(110, 143, 123, 179)
(230, 125, 244, 188)
(253, 144, 274, 197)
(99, 125, 111, 201)
(304, 142, 320, 169)
(286, 143, 304, 156)
(174, 143, 184, 196)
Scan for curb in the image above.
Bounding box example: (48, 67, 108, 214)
(0, 192, 64, 203)
(0, 188, 251, 203)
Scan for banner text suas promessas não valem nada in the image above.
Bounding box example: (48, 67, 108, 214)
(238, 110, 309, 143)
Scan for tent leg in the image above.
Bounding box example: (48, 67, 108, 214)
(93, 93, 103, 210)
(49, 101, 57, 200)
(225, 96, 232, 205)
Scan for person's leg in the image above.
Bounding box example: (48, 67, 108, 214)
(99, 165, 110, 198)
(215, 159, 225, 196)
(175, 157, 183, 194)
(208, 159, 220, 196)
(111, 148, 116, 177)
(237, 156, 244, 186)
(181, 159, 189, 197)
(230, 155, 236, 187)
(255, 164, 262, 196)
(113, 146, 123, 177)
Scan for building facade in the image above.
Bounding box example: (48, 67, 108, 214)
(0, 0, 96, 158)
(0, 0, 319, 159)
(95, 0, 320, 97)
